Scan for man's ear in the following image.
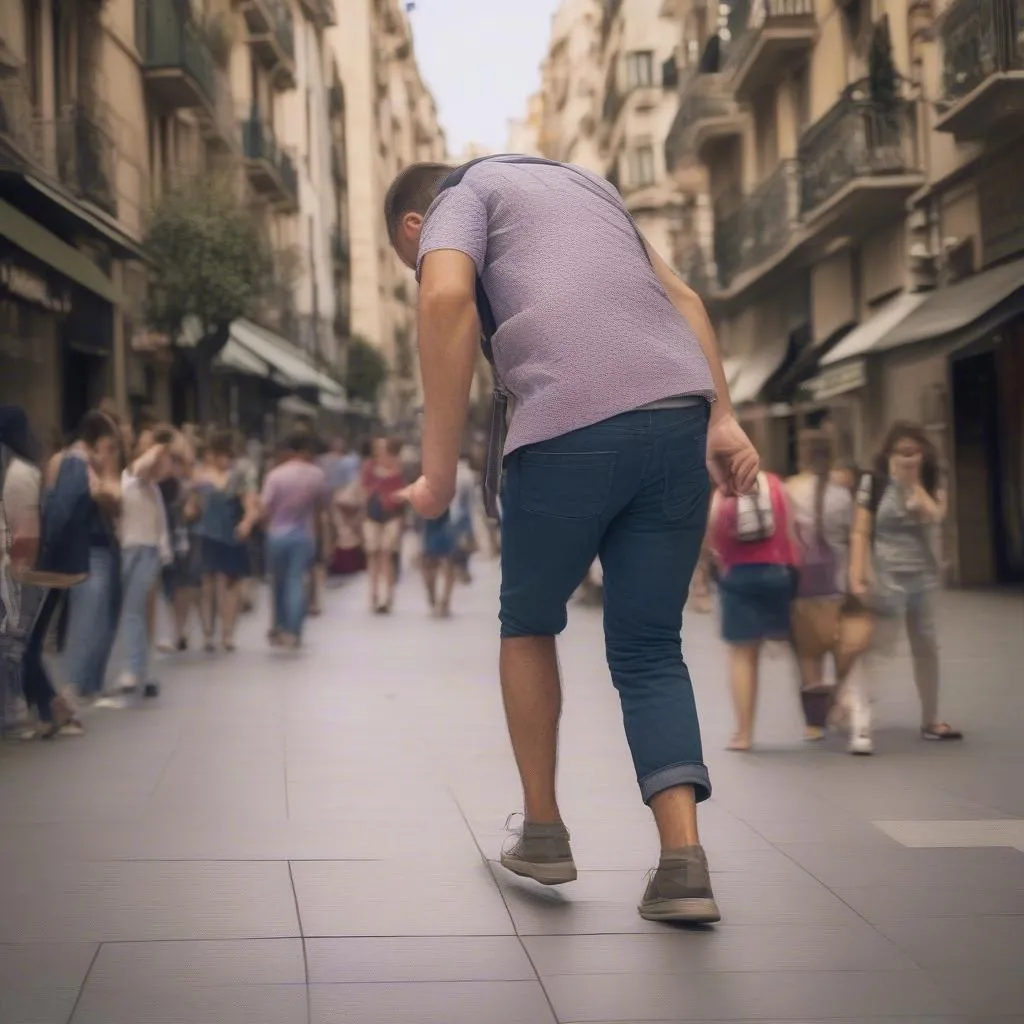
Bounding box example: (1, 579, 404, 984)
(401, 211, 424, 240)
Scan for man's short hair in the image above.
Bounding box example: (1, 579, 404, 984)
(383, 162, 455, 242)
(285, 430, 314, 455)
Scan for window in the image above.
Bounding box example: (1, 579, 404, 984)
(22, 0, 42, 110)
(629, 143, 656, 187)
(625, 51, 654, 88)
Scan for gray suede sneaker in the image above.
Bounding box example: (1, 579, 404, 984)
(500, 816, 578, 885)
(638, 845, 721, 923)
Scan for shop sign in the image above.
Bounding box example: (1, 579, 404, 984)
(806, 359, 867, 402)
(0, 260, 72, 314)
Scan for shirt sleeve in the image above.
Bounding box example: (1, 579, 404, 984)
(416, 185, 489, 278)
(260, 474, 278, 516)
(3, 460, 42, 538)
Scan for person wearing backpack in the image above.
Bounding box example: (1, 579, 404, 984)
(709, 469, 798, 752)
(843, 421, 961, 754)
(786, 430, 854, 740)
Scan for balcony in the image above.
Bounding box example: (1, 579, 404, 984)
(714, 159, 801, 288)
(298, 0, 336, 26)
(798, 88, 924, 240)
(241, 116, 298, 209)
(135, 0, 216, 112)
(935, 0, 1024, 141)
(727, 0, 817, 101)
(676, 239, 716, 296)
(239, 0, 295, 88)
(665, 72, 746, 170)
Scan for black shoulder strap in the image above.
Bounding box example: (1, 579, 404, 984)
(436, 155, 652, 366)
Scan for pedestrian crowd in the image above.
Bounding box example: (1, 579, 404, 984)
(0, 400, 485, 742)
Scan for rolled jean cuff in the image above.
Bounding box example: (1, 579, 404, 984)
(639, 761, 712, 805)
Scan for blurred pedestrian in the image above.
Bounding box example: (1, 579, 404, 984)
(361, 437, 406, 614)
(709, 470, 798, 752)
(844, 422, 960, 754)
(384, 155, 759, 923)
(786, 430, 854, 740)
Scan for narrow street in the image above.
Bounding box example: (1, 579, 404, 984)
(1, 558, 1023, 1023)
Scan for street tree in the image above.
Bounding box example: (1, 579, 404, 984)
(144, 177, 273, 422)
(345, 336, 389, 406)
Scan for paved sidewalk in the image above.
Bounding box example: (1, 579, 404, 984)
(1, 558, 1022, 1023)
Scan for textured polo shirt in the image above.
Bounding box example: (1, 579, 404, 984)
(416, 156, 716, 453)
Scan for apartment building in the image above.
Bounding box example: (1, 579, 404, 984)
(1, 0, 362, 443)
(662, 0, 1024, 584)
(330, 0, 446, 426)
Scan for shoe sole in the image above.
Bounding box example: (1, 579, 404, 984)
(500, 854, 577, 886)
(638, 897, 721, 924)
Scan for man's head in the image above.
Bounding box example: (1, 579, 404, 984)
(383, 162, 454, 269)
(78, 410, 121, 469)
(284, 431, 314, 461)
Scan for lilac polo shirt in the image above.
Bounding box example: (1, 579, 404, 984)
(416, 156, 716, 454)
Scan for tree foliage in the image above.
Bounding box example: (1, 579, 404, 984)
(345, 336, 389, 404)
(144, 177, 273, 345)
(868, 15, 899, 114)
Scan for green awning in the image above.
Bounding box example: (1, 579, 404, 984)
(0, 198, 119, 303)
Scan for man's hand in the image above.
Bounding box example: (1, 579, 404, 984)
(401, 475, 453, 520)
(707, 414, 759, 496)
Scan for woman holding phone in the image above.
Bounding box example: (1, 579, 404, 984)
(843, 422, 961, 754)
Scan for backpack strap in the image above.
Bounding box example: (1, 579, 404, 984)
(436, 155, 653, 366)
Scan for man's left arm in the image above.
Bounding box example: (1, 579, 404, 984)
(413, 249, 481, 517)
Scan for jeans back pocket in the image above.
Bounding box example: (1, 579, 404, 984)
(516, 451, 616, 520)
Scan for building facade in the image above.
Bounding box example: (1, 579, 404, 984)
(661, 0, 1024, 585)
(329, 0, 446, 426)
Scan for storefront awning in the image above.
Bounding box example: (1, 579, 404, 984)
(820, 290, 927, 367)
(279, 395, 319, 417)
(876, 257, 1024, 353)
(229, 318, 344, 396)
(730, 333, 790, 406)
(0, 198, 119, 303)
(318, 390, 348, 413)
(215, 338, 271, 377)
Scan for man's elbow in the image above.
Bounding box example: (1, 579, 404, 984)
(418, 279, 476, 315)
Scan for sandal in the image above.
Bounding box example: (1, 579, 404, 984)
(727, 733, 752, 752)
(921, 723, 963, 741)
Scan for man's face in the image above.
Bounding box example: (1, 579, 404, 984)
(92, 435, 119, 470)
(392, 212, 423, 270)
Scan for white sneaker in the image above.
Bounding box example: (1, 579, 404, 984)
(117, 672, 138, 694)
(848, 730, 874, 756)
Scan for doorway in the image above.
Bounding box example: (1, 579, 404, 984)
(61, 345, 107, 436)
(952, 348, 1023, 584)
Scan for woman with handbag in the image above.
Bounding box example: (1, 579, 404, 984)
(785, 430, 855, 740)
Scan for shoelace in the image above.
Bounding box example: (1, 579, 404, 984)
(501, 811, 525, 858)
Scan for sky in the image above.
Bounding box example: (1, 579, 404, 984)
(406, 0, 561, 155)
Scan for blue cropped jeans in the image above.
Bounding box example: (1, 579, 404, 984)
(499, 403, 712, 804)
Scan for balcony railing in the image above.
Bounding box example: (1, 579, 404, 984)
(664, 72, 743, 169)
(135, 0, 216, 110)
(726, 0, 816, 96)
(241, 115, 297, 206)
(941, 0, 1024, 100)
(241, 0, 295, 77)
(798, 92, 919, 216)
(713, 160, 800, 286)
(0, 80, 118, 217)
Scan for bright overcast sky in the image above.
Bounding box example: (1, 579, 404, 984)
(407, 0, 560, 155)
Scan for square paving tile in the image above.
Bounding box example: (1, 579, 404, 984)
(523, 921, 917, 975)
(873, 915, 1024, 972)
(87, 939, 305, 987)
(832, 880, 1024, 922)
(69, 983, 308, 1024)
(544, 968, 950, 1021)
(305, 936, 534, 983)
(309, 980, 555, 1023)
(932, 966, 1024, 1017)
(0, 942, 97, 990)
(0, 861, 299, 942)
(291, 860, 514, 936)
(491, 866, 864, 934)
(0, 987, 80, 1024)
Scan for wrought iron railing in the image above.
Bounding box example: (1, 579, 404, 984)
(798, 89, 919, 214)
(135, 0, 216, 107)
(727, 0, 815, 72)
(266, 0, 295, 61)
(54, 105, 118, 215)
(940, 0, 1024, 100)
(665, 72, 740, 168)
(241, 115, 297, 201)
(0, 74, 38, 171)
